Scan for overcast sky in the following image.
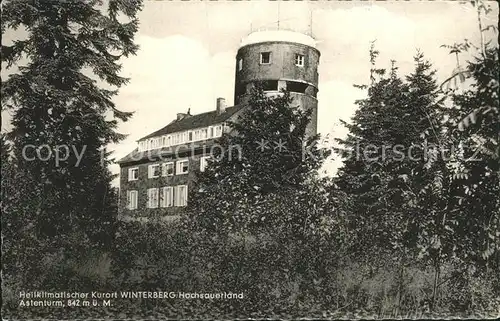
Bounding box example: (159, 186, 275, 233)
(2, 0, 498, 183)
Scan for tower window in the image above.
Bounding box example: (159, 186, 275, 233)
(238, 58, 243, 71)
(287, 81, 308, 94)
(261, 80, 278, 91)
(295, 54, 305, 67)
(260, 52, 271, 64)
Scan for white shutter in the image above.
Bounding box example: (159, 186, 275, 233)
(161, 187, 174, 207)
(175, 185, 188, 207)
(214, 125, 222, 137)
(182, 186, 188, 206)
(147, 188, 159, 208)
(200, 156, 210, 172)
(127, 190, 138, 210)
(131, 191, 137, 209)
(160, 187, 165, 207)
(153, 188, 158, 208)
(176, 160, 189, 174)
(162, 162, 174, 176)
(128, 168, 138, 181)
(148, 165, 160, 178)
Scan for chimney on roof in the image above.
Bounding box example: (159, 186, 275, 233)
(216, 97, 226, 115)
(177, 108, 192, 121)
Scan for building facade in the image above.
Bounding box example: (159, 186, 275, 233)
(117, 30, 320, 220)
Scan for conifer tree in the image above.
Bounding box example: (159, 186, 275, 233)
(1, 0, 143, 250)
(334, 47, 448, 273)
(335, 39, 498, 310)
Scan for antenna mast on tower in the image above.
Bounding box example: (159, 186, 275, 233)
(309, 9, 313, 37)
(277, 0, 280, 29)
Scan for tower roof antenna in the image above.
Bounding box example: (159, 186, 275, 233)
(309, 9, 313, 37)
(277, 0, 280, 30)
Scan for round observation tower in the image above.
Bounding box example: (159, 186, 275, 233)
(234, 30, 320, 135)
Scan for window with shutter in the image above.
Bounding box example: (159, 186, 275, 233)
(214, 125, 223, 137)
(147, 188, 159, 208)
(148, 164, 161, 178)
(128, 168, 139, 181)
(200, 156, 210, 172)
(127, 190, 138, 210)
(175, 185, 188, 207)
(162, 162, 174, 176)
(160, 186, 174, 207)
(176, 159, 189, 174)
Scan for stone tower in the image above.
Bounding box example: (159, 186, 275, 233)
(234, 30, 320, 135)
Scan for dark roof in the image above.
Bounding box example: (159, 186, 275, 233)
(117, 139, 219, 165)
(117, 104, 247, 165)
(139, 105, 244, 141)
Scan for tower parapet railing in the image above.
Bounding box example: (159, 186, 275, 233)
(248, 24, 314, 37)
(240, 26, 317, 48)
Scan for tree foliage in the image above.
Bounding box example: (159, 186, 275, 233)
(185, 86, 331, 235)
(1, 0, 143, 289)
(2, 0, 498, 319)
(335, 47, 448, 267)
(447, 46, 499, 269)
(333, 8, 499, 311)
